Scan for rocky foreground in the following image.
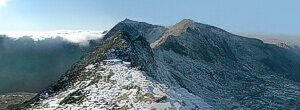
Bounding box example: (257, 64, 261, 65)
(0, 93, 35, 110)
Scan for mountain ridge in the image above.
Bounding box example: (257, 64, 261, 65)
(11, 19, 300, 109)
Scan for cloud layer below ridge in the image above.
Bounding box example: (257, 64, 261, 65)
(0, 30, 106, 46)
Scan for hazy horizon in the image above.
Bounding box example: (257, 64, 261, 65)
(1, 20, 299, 46)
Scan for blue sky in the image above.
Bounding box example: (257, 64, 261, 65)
(0, 0, 300, 35)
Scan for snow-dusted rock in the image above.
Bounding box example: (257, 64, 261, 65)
(28, 61, 210, 109)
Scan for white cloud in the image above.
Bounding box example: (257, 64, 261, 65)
(0, 0, 8, 7)
(0, 30, 107, 46)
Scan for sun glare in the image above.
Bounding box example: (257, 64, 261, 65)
(0, 0, 8, 7)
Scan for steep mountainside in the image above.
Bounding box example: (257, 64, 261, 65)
(12, 19, 300, 109)
(151, 19, 300, 109)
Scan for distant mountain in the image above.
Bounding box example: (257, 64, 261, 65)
(237, 33, 300, 58)
(12, 19, 300, 109)
(0, 35, 100, 94)
(238, 33, 300, 46)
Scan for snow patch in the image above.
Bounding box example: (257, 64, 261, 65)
(29, 59, 212, 109)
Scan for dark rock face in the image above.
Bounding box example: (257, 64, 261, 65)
(15, 19, 300, 109)
(152, 19, 300, 109)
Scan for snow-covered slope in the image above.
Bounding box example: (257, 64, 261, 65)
(12, 27, 211, 109)
(28, 60, 210, 109)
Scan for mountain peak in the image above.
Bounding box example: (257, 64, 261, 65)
(171, 19, 196, 30)
(178, 19, 195, 25)
(121, 18, 139, 24)
(150, 19, 196, 47)
(104, 19, 166, 44)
